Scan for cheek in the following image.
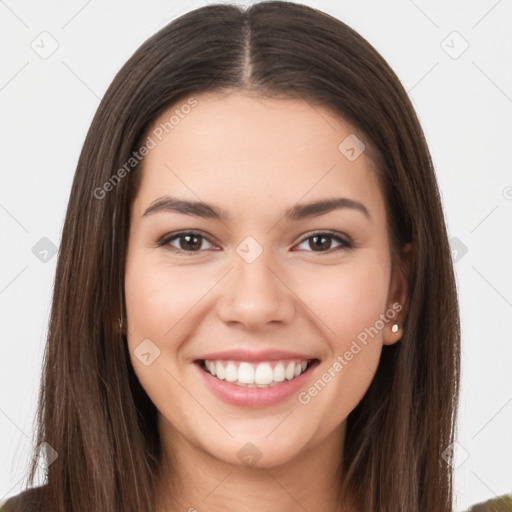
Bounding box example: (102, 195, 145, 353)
(299, 256, 390, 346)
(123, 251, 206, 417)
(123, 250, 185, 391)
(294, 261, 388, 424)
(124, 251, 207, 345)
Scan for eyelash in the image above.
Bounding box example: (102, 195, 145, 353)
(157, 230, 355, 256)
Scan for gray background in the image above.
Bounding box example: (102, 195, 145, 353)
(1, 1, 511, 510)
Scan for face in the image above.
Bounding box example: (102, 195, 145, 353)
(124, 91, 408, 470)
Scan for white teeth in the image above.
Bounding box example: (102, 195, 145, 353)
(216, 361, 225, 380)
(285, 362, 295, 380)
(254, 363, 274, 385)
(238, 362, 255, 384)
(225, 362, 237, 382)
(273, 363, 285, 382)
(202, 359, 313, 387)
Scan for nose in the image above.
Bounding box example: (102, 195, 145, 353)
(216, 248, 296, 330)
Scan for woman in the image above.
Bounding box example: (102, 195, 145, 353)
(2, 2, 462, 510)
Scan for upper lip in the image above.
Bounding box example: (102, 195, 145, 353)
(194, 349, 318, 362)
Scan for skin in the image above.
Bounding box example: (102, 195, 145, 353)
(124, 91, 410, 512)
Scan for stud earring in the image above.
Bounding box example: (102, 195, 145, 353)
(391, 323, 399, 334)
(118, 315, 123, 330)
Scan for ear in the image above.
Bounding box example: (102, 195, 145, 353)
(383, 242, 412, 345)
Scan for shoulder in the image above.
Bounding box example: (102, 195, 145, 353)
(1, 485, 46, 512)
(466, 493, 512, 511)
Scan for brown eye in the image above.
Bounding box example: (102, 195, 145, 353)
(158, 230, 354, 256)
(296, 231, 352, 254)
(159, 231, 215, 254)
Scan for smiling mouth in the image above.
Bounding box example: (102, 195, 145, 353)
(196, 358, 319, 388)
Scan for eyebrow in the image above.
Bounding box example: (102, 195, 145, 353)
(142, 195, 371, 222)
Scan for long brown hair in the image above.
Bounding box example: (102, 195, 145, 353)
(14, 2, 460, 510)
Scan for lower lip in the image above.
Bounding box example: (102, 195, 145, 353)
(195, 360, 319, 408)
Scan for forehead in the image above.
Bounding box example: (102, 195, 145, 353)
(133, 91, 386, 225)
